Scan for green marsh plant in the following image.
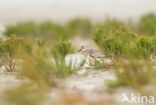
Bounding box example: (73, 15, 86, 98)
(138, 13, 156, 35)
(4, 22, 66, 40)
(93, 19, 134, 58)
(0, 36, 31, 72)
(107, 60, 153, 91)
(51, 36, 75, 77)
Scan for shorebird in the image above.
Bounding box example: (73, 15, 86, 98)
(65, 45, 113, 70)
(77, 45, 85, 52)
(151, 53, 156, 62)
(86, 49, 113, 67)
(65, 45, 87, 70)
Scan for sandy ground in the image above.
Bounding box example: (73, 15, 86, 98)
(64, 70, 115, 92)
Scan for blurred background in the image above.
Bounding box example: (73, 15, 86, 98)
(1, 1, 156, 105)
(0, 0, 156, 23)
(0, 0, 156, 36)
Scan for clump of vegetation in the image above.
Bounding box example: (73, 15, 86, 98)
(20, 54, 55, 87)
(1, 41, 54, 105)
(4, 20, 93, 40)
(3, 54, 55, 105)
(94, 60, 105, 70)
(93, 19, 134, 58)
(4, 22, 36, 37)
(137, 13, 156, 35)
(51, 36, 75, 77)
(94, 18, 156, 91)
(107, 60, 153, 91)
(2, 38, 54, 105)
(125, 36, 156, 59)
(0, 36, 31, 72)
(66, 19, 93, 37)
(93, 19, 156, 60)
(51, 36, 74, 59)
(4, 22, 66, 40)
(3, 35, 76, 105)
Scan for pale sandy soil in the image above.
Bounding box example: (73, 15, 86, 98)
(64, 70, 115, 92)
(0, 73, 21, 105)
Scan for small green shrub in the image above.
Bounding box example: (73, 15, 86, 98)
(138, 13, 156, 35)
(0, 37, 32, 72)
(4, 22, 36, 37)
(93, 19, 134, 58)
(20, 53, 55, 87)
(94, 60, 105, 70)
(4, 53, 53, 105)
(51, 36, 75, 77)
(2, 38, 52, 105)
(94, 19, 156, 60)
(51, 36, 74, 59)
(107, 60, 152, 90)
(125, 36, 155, 59)
(4, 22, 66, 40)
